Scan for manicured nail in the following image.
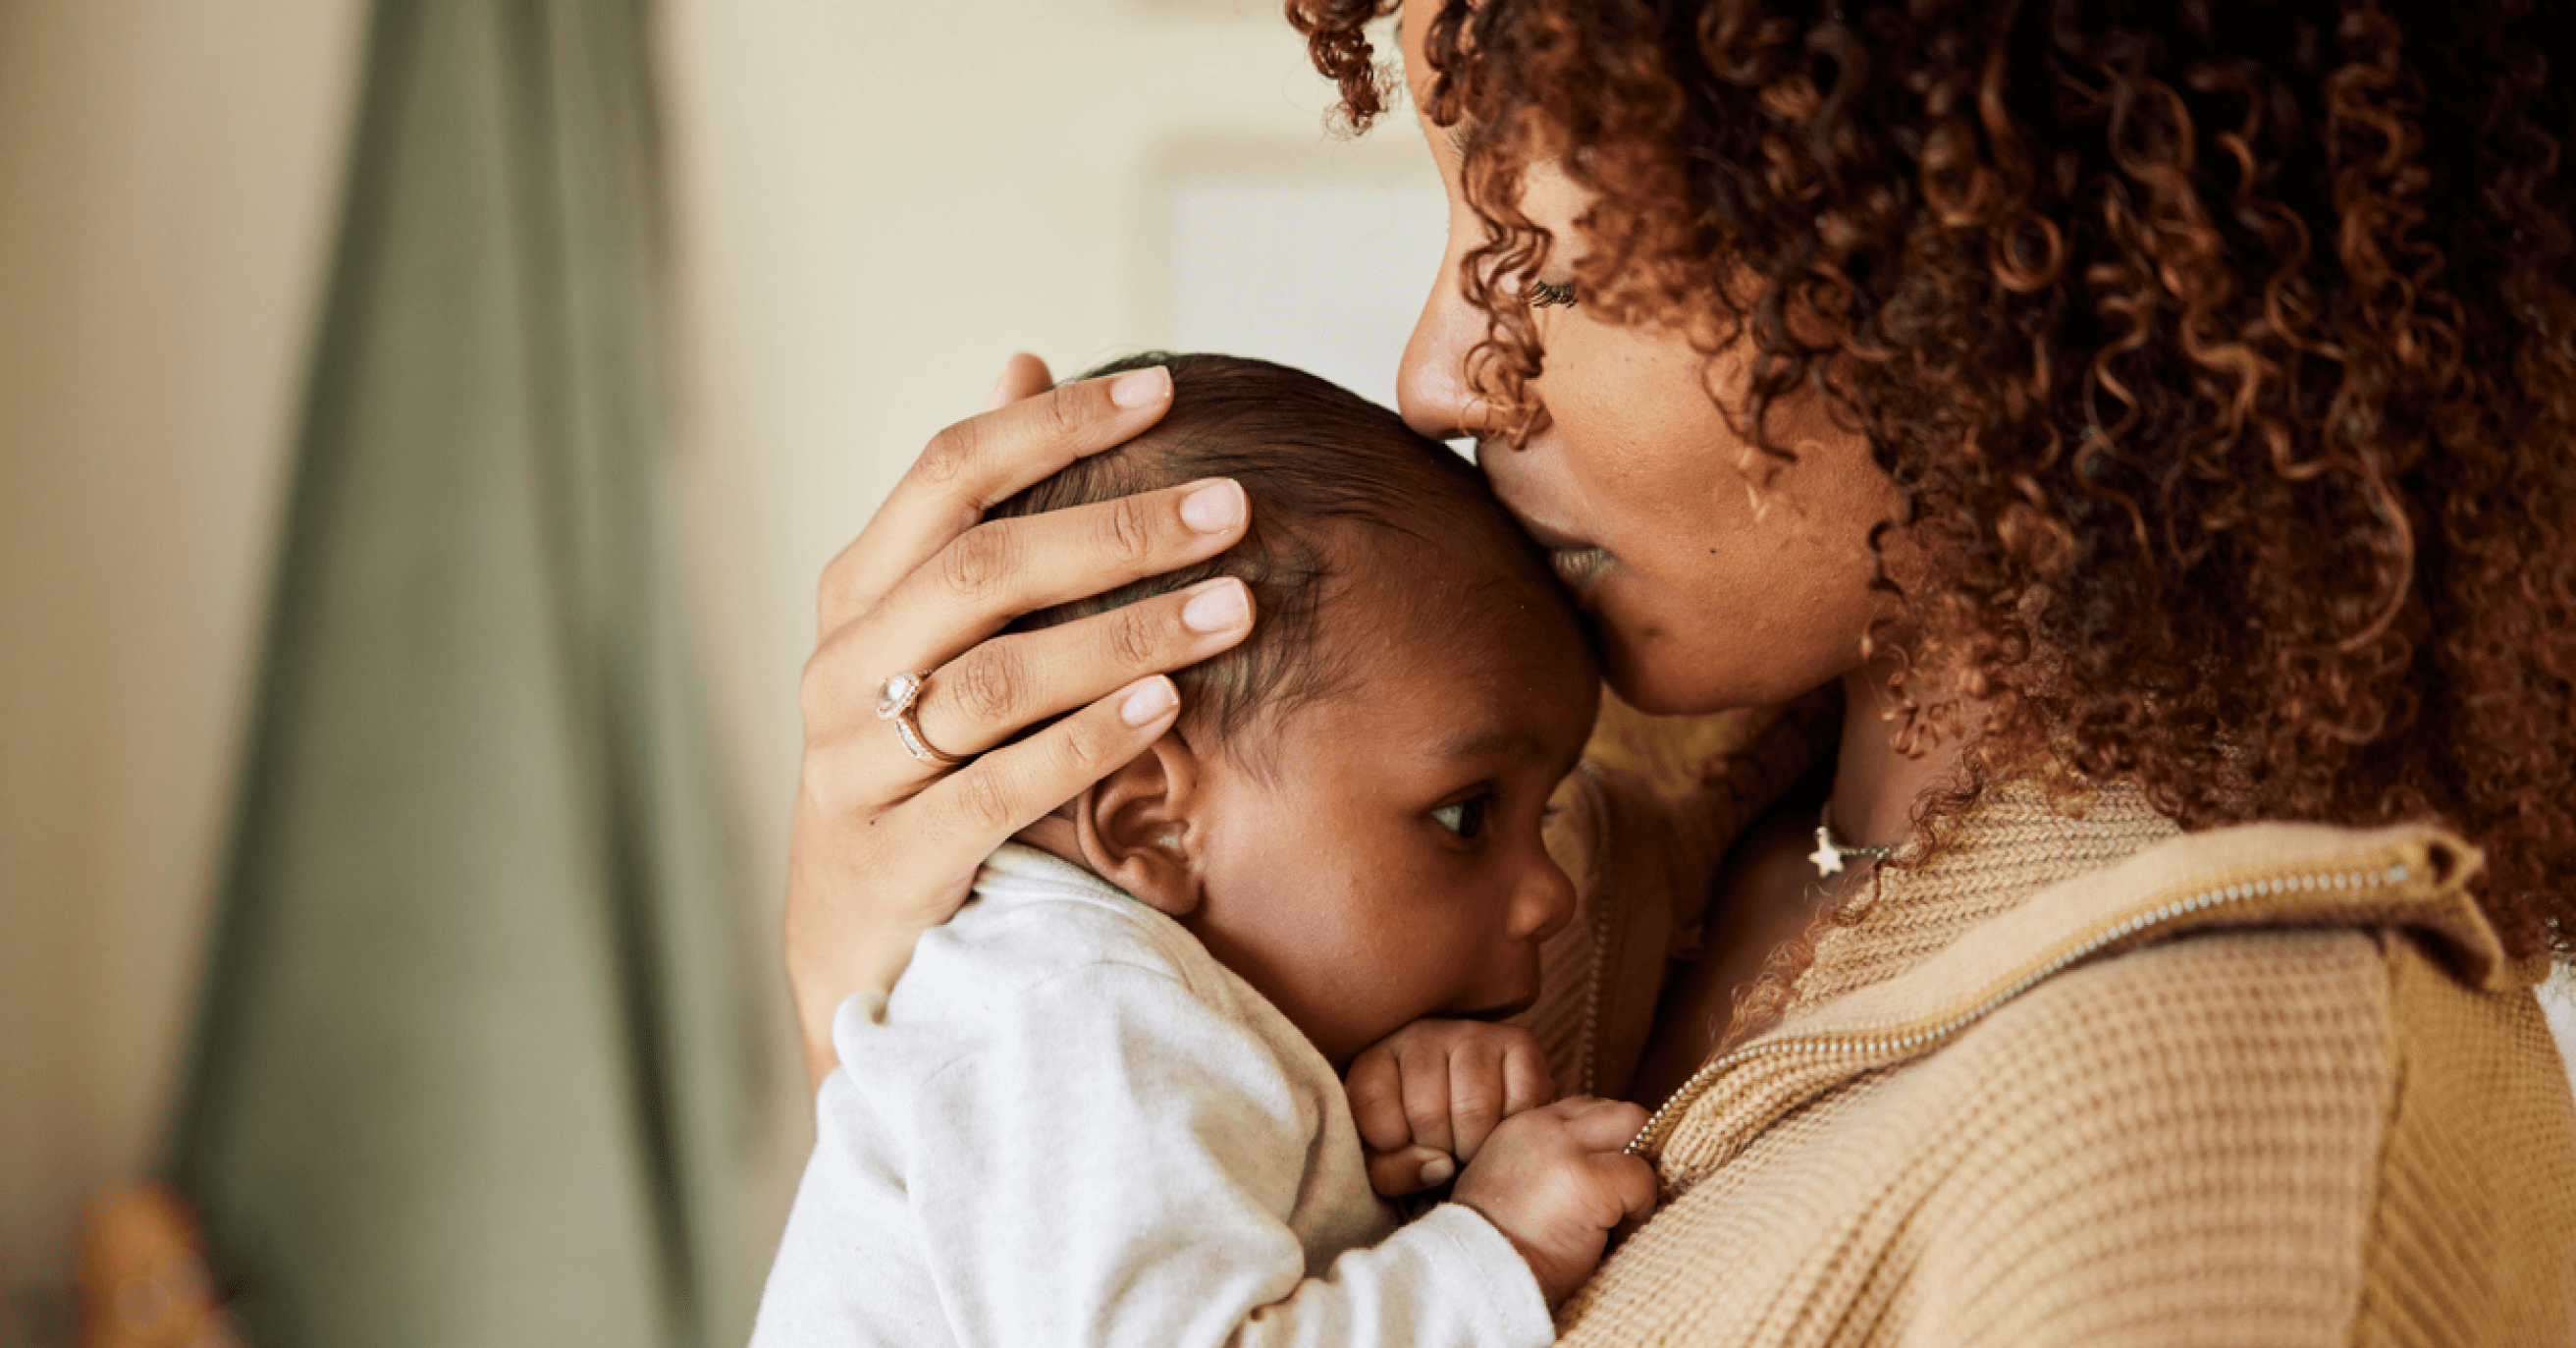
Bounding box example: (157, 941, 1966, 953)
(1181, 579, 1249, 632)
(1179, 479, 1246, 533)
(854, 990, 887, 1026)
(1108, 366, 1170, 409)
(1418, 1155, 1456, 1187)
(1120, 675, 1178, 726)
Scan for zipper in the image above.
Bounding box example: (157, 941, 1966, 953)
(1576, 878, 1612, 1099)
(1626, 855, 2420, 1159)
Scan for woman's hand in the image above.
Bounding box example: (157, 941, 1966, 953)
(787, 353, 1256, 1092)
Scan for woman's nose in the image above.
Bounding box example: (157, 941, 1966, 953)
(1397, 230, 1498, 444)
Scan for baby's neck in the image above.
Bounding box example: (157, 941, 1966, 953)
(1009, 812, 1092, 876)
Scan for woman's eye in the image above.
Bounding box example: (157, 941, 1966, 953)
(1529, 280, 1579, 309)
(1432, 795, 1493, 840)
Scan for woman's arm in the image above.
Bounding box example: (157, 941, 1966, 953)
(784, 353, 1256, 1091)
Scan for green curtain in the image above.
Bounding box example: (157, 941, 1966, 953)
(173, 4, 768, 1345)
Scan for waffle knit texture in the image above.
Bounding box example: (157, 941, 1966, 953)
(1520, 700, 2576, 1346)
(753, 844, 1551, 1348)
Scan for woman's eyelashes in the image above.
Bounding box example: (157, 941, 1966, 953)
(1431, 793, 1495, 841)
(1529, 280, 1579, 309)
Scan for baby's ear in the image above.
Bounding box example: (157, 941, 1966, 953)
(1073, 731, 1206, 916)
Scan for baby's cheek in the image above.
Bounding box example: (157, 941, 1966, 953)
(1301, 974, 1421, 1066)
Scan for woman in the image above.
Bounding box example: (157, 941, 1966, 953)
(787, 0, 2576, 1340)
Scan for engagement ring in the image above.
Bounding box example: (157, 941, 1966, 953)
(878, 672, 966, 768)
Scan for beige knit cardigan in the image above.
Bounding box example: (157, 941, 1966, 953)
(1519, 701, 2576, 1346)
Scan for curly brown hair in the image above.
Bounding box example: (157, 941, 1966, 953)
(1287, 0, 2576, 960)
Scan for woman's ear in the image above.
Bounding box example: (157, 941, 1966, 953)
(1072, 731, 1207, 915)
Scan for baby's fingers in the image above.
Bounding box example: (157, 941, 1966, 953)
(1588, 1150, 1660, 1222)
(1365, 1145, 1459, 1198)
(1440, 1039, 1514, 1163)
(1556, 1097, 1651, 1152)
(1502, 1034, 1554, 1117)
(1397, 1045, 1464, 1159)
(1345, 1049, 1415, 1154)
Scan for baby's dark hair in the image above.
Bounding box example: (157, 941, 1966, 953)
(993, 352, 1565, 757)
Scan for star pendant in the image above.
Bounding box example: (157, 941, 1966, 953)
(1809, 828, 1847, 877)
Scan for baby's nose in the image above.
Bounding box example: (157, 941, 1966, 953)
(1515, 858, 1580, 945)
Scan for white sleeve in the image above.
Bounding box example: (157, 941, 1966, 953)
(901, 959, 1554, 1348)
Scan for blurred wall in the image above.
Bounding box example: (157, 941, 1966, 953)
(0, 0, 365, 1329)
(656, 0, 1444, 1202)
(660, 0, 1448, 1246)
(0, 0, 1442, 1326)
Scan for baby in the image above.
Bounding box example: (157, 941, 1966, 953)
(751, 353, 1654, 1348)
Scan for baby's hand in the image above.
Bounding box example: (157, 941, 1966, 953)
(1453, 1097, 1657, 1305)
(1347, 1020, 1553, 1197)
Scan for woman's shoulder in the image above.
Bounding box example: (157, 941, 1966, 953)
(1964, 919, 2408, 1138)
(1781, 815, 2561, 1258)
(1959, 915, 2576, 1342)
(1566, 816, 2574, 1346)
(1912, 815, 2563, 1121)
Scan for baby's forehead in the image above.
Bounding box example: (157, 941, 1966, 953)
(1318, 518, 1565, 638)
(1309, 527, 1591, 704)
(1224, 548, 1595, 797)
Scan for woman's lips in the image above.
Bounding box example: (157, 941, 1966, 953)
(1483, 446, 1616, 600)
(1508, 513, 1615, 601)
(1548, 546, 1615, 599)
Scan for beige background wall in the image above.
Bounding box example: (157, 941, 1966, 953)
(658, 0, 1443, 943)
(0, 0, 1442, 1331)
(658, 0, 1449, 1241)
(0, 0, 365, 1328)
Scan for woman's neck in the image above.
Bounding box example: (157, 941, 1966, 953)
(1826, 659, 1972, 849)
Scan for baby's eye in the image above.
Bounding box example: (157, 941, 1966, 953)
(1432, 795, 1493, 841)
(1529, 280, 1579, 309)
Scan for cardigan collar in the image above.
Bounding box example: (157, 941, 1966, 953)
(1634, 784, 2514, 1172)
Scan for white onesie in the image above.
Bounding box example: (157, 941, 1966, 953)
(749, 843, 1553, 1348)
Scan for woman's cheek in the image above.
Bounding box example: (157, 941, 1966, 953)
(1586, 569, 1709, 712)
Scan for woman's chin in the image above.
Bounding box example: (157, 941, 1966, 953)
(1595, 625, 1721, 714)
(1601, 659, 1738, 716)
(1595, 608, 1845, 716)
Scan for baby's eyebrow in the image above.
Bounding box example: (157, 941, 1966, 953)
(1442, 722, 1539, 762)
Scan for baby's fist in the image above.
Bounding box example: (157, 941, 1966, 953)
(1452, 1097, 1656, 1305)
(1347, 1020, 1553, 1197)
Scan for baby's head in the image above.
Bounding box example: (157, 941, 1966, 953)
(995, 353, 1600, 1063)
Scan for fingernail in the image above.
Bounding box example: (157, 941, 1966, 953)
(1179, 479, 1246, 533)
(1109, 366, 1170, 409)
(854, 990, 887, 1026)
(1120, 675, 1178, 726)
(985, 366, 1014, 411)
(1418, 1155, 1456, 1187)
(1181, 579, 1249, 632)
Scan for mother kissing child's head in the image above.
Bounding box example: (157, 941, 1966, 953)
(779, 1, 2576, 1341)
